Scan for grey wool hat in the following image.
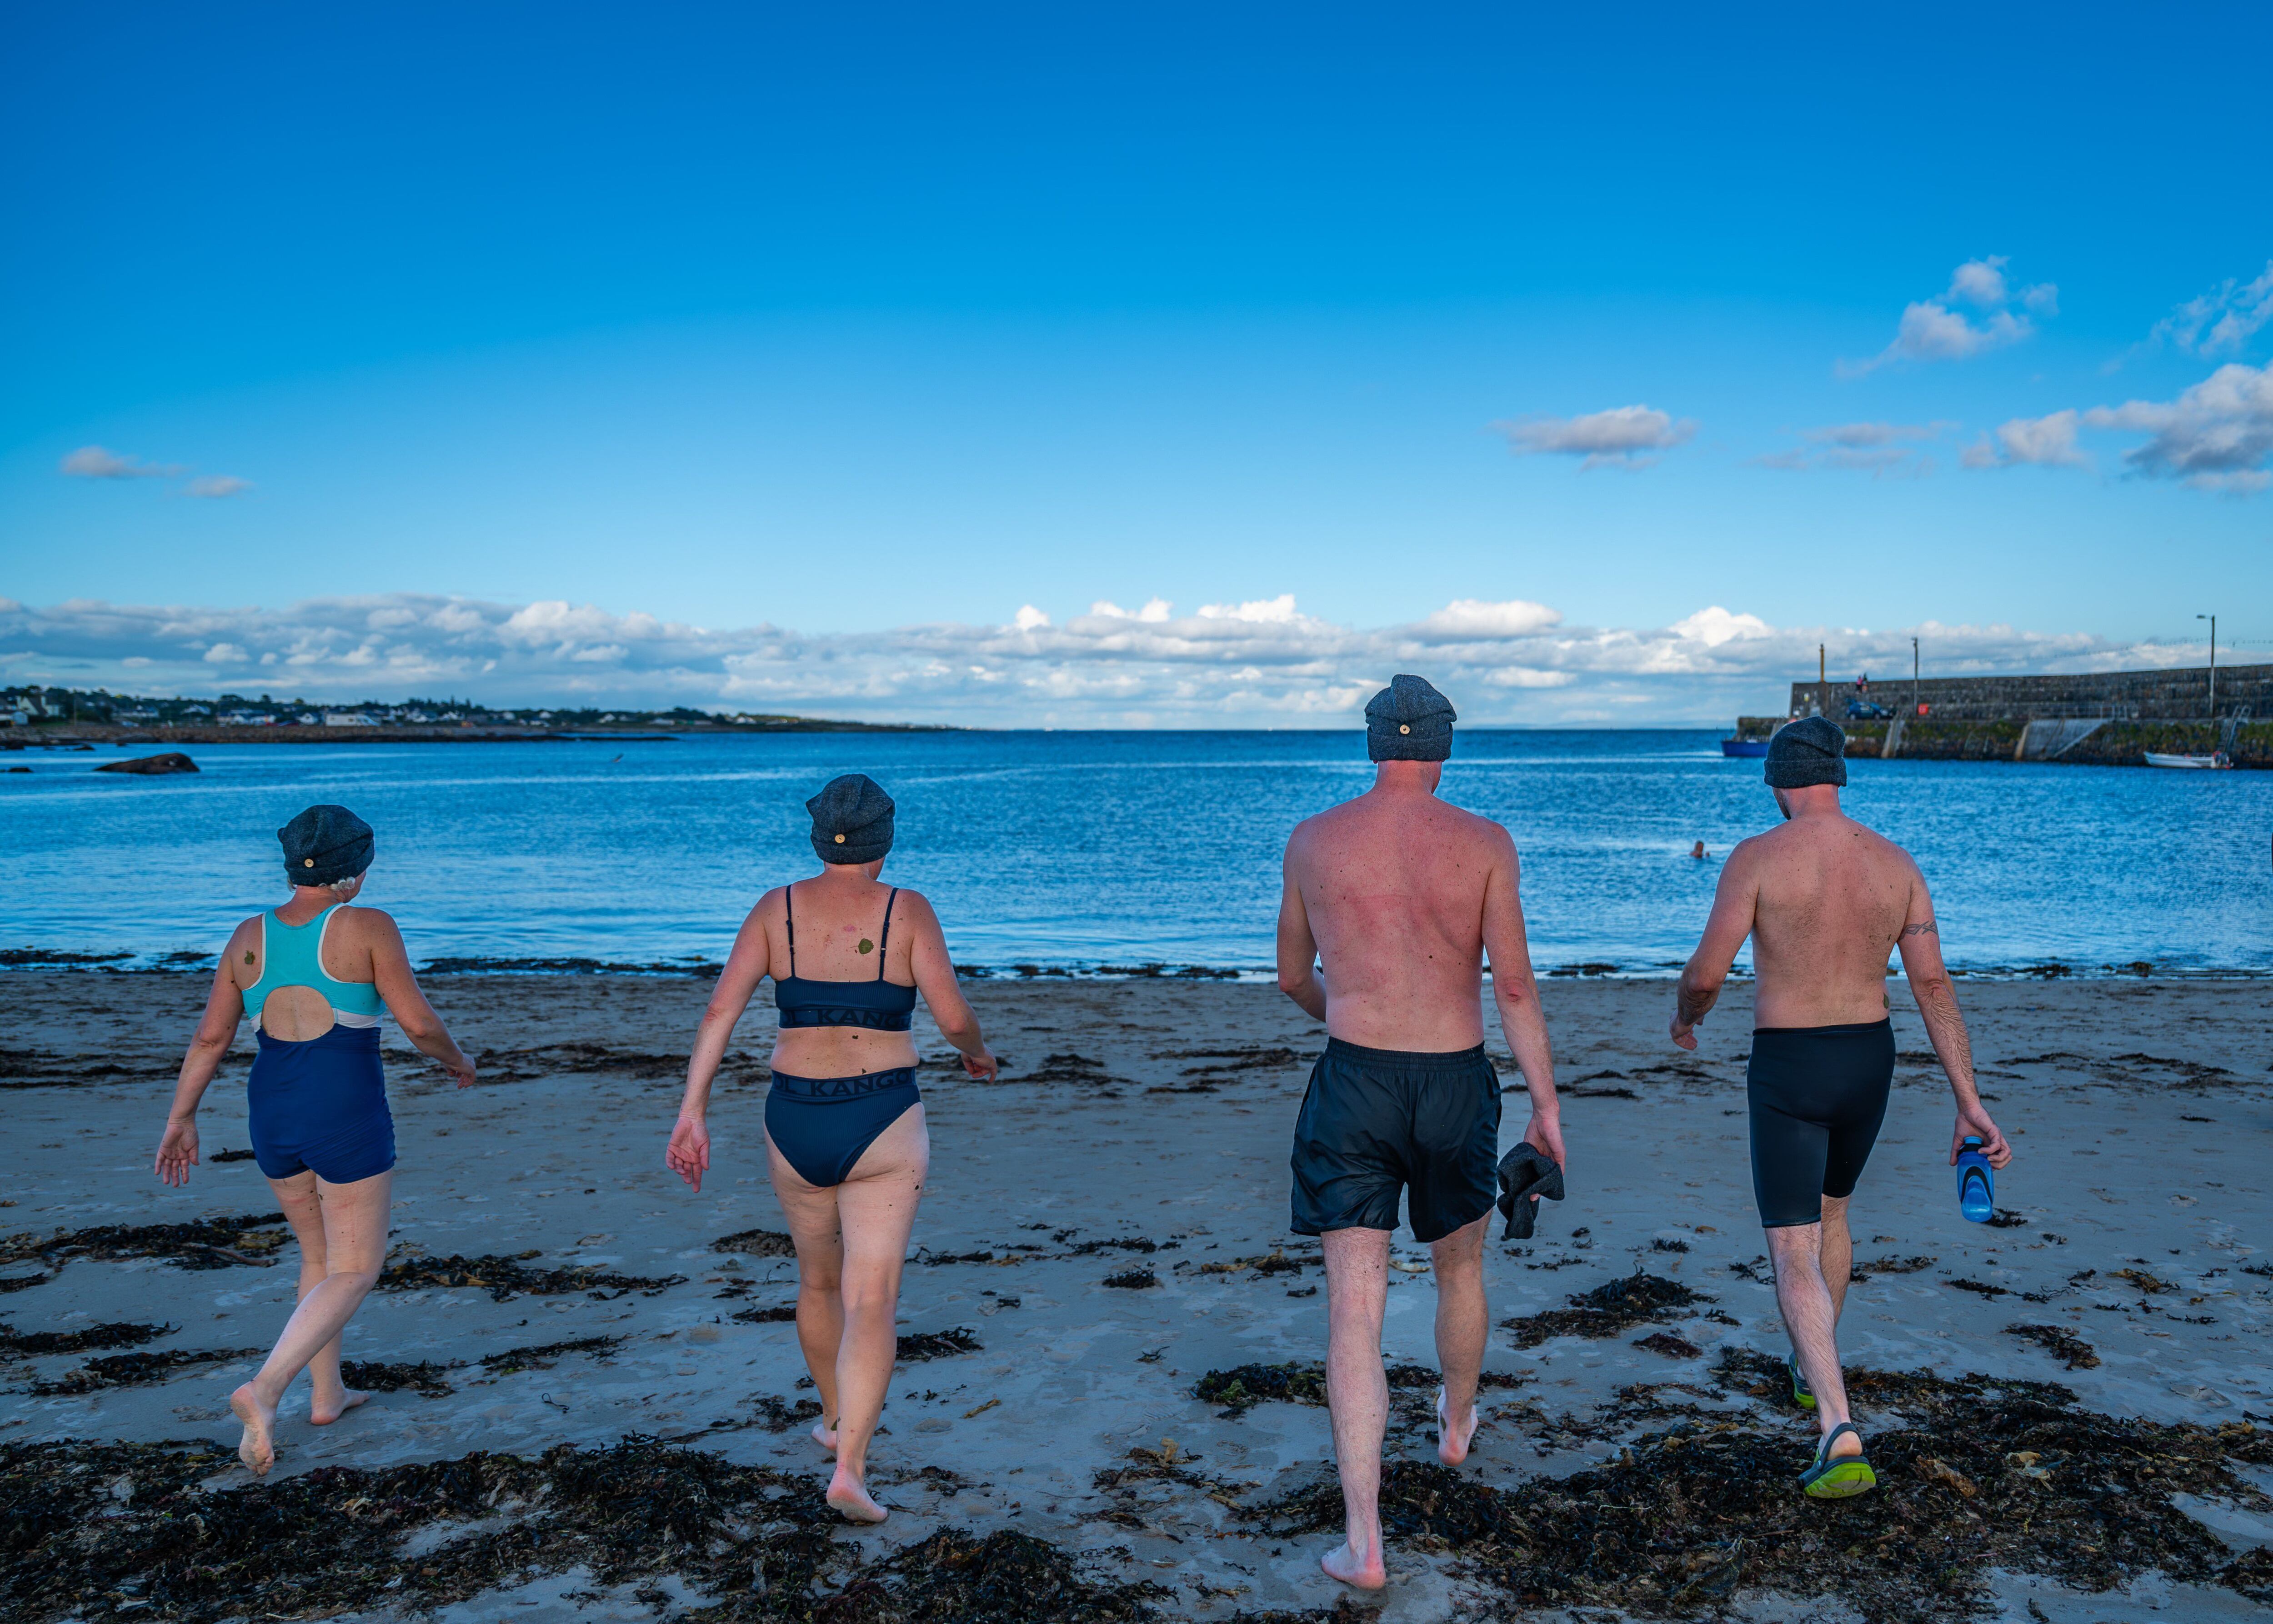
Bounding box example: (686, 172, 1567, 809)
(807, 774, 896, 864)
(279, 804, 375, 887)
(1365, 674, 1456, 762)
(1764, 716, 1848, 789)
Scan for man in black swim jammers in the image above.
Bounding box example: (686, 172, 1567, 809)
(1277, 676, 1564, 1593)
(1670, 717, 2013, 1501)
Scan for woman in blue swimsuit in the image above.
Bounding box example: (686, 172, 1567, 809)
(153, 805, 475, 1475)
(666, 774, 997, 1524)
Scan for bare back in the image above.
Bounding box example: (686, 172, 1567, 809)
(1712, 809, 1922, 1028)
(1278, 781, 1518, 1051)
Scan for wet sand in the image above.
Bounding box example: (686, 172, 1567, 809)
(4, 971, 2270, 1622)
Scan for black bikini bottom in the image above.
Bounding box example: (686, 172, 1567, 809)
(763, 1067, 921, 1188)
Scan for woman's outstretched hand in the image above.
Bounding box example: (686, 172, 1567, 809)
(961, 1046, 1000, 1081)
(667, 1113, 711, 1192)
(154, 1119, 199, 1187)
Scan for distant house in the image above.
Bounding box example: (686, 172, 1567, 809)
(323, 711, 376, 726)
(181, 704, 211, 717)
(3, 709, 30, 728)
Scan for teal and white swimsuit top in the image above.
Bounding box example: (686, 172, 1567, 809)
(242, 905, 385, 1033)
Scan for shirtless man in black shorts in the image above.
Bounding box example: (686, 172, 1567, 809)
(1276, 675, 1562, 1590)
(1671, 716, 2012, 1498)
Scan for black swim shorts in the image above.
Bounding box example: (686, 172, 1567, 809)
(1747, 1019, 1895, 1228)
(1289, 1038, 1501, 1244)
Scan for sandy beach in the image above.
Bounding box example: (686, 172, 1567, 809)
(5, 969, 2270, 1623)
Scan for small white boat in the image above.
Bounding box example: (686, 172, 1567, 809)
(2144, 751, 2233, 770)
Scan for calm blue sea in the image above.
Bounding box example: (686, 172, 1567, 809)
(1, 731, 2267, 977)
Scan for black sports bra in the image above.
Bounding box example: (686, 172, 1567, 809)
(773, 884, 918, 1031)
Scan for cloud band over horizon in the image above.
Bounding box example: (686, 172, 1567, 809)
(0, 593, 2221, 728)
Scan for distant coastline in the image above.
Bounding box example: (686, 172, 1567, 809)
(2, 719, 951, 747)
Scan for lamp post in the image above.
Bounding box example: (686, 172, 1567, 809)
(2198, 614, 2216, 719)
(1912, 637, 1920, 718)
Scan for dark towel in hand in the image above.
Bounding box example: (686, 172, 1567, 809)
(1497, 1144, 1566, 1240)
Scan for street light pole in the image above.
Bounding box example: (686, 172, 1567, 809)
(2198, 614, 2216, 719)
(1912, 637, 1919, 717)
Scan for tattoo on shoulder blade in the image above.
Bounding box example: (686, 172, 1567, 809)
(1902, 919, 1938, 938)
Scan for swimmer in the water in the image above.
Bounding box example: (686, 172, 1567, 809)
(153, 805, 476, 1476)
(666, 775, 997, 1524)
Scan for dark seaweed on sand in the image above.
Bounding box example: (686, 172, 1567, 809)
(1500, 1269, 1708, 1349)
(711, 1227, 797, 1257)
(205, 1148, 257, 1163)
(339, 1359, 460, 1396)
(1101, 1266, 1158, 1289)
(375, 1249, 685, 1302)
(481, 1335, 625, 1374)
(0, 1214, 286, 1274)
(2006, 1322, 2101, 1370)
(1197, 1361, 1455, 1416)
(1237, 1349, 2273, 1621)
(731, 1304, 799, 1324)
(0, 1320, 175, 1361)
(1633, 1330, 1703, 1359)
(28, 1346, 261, 1395)
(0, 1434, 1168, 1624)
(896, 1327, 982, 1362)
(472, 1041, 764, 1086)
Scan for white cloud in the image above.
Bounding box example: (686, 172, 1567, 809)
(1492, 405, 1696, 470)
(1198, 594, 1298, 623)
(1755, 421, 1949, 476)
(1962, 410, 2088, 471)
(60, 445, 181, 480)
(0, 592, 2171, 726)
(1012, 605, 1051, 630)
(1412, 599, 1562, 641)
(1847, 257, 2055, 374)
(2084, 361, 2273, 492)
(183, 475, 253, 499)
(2151, 261, 2273, 358)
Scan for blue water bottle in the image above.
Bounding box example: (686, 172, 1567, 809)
(1956, 1136, 1995, 1223)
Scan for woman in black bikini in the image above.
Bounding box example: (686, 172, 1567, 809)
(666, 774, 996, 1523)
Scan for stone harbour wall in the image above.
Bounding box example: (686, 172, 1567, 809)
(1787, 662, 2269, 724)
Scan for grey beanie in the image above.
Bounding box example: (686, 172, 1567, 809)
(279, 804, 375, 886)
(1765, 716, 1848, 789)
(807, 774, 896, 864)
(1365, 674, 1456, 762)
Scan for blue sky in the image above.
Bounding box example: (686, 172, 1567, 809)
(3, 1, 2269, 724)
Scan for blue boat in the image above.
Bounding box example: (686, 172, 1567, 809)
(1720, 737, 1769, 757)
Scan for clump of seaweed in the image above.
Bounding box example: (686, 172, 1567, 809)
(896, 1328, 981, 1362)
(1, 1433, 1175, 1624)
(1019, 1052, 1130, 1086)
(480, 1335, 623, 1374)
(1242, 1353, 2273, 1621)
(1854, 1254, 1937, 1278)
(1196, 1362, 1327, 1414)
(1196, 1249, 1306, 1277)
(1101, 1267, 1157, 1289)
(711, 1228, 796, 1258)
(1062, 1236, 1158, 1257)
(0, 1214, 286, 1274)
(375, 1249, 684, 1302)
(0, 1320, 175, 1360)
(2006, 1323, 2101, 1370)
(1501, 1269, 1708, 1349)
(28, 1347, 261, 1395)
(339, 1359, 459, 1396)
(1633, 1330, 1703, 1359)
(205, 1149, 257, 1164)
(731, 1304, 798, 1325)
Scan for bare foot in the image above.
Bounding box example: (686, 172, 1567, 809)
(825, 1467, 889, 1524)
(1320, 1540, 1387, 1590)
(230, 1384, 277, 1476)
(810, 1417, 840, 1456)
(309, 1387, 368, 1426)
(1436, 1386, 1479, 1466)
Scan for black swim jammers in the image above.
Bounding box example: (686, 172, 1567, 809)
(1747, 1019, 1895, 1228)
(1290, 1039, 1501, 1243)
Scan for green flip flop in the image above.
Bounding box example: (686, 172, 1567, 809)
(1800, 1422, 1877, 1499)
(1786, 1353, 1817, 1411)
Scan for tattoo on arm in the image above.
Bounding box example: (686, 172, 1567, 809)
(1902, 919, 1938, 938)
